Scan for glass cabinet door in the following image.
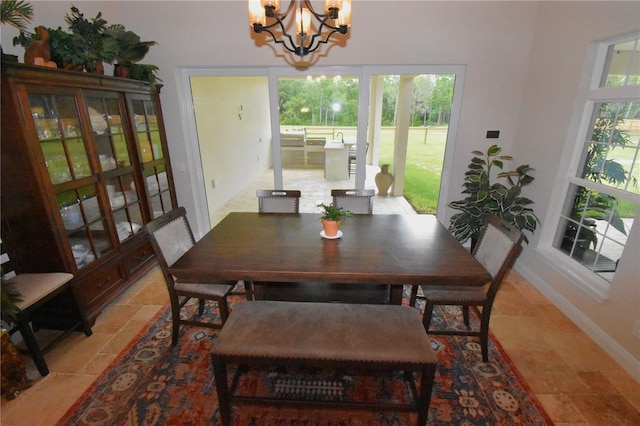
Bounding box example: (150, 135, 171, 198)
(57, 186, 111, 269)
(28, 93, 111, 269)
(29, 94, 91, 184)
(85, 95, 145, 243)
(131, 98, 173, 218)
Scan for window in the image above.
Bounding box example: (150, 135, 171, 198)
(552, 35, 639, 294)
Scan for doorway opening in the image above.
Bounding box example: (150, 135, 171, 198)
(181, 65, 465, 228)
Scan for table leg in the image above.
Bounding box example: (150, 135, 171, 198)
(211, 354, 231, 426)
(390, 285, 403, 305)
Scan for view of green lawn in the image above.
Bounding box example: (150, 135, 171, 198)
(337, 125, 638, 217)
(377, 126, 448, 214)
(291, 125, 449, 214)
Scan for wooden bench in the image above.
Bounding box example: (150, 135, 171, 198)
(211, 301, 438, 425)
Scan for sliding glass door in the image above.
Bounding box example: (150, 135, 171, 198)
(180, 65, 465, 227)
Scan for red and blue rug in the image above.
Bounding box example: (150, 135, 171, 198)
(57, 294, 552, 425)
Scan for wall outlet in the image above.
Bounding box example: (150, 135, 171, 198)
(633, 320, 640, 339)
(211, 179, 217, 189)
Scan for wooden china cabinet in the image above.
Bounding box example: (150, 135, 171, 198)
(1, 62, 177, 325)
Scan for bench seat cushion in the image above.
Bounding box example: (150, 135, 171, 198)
(214, 301, 437, 365)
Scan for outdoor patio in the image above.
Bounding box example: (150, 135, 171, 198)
(210, 165, 417, 227)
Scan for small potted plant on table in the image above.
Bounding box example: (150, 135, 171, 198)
(318, 203, 353, 238)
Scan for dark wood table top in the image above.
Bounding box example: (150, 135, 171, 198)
(169, 212, 490, 287)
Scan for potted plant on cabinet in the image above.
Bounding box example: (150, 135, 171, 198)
(11, 5, 159, 83)
(317, 202, 353, 238)
(106, 24, 157, 82)
(448, 144, 539, 248)
(1, 0, 33, 62)
(64, 6, 118, 73)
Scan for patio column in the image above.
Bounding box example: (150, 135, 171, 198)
(392, 75, 415, 196)
(368, 76, 384, 166)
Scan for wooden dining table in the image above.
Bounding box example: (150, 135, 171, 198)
(169, 212, 491, 305)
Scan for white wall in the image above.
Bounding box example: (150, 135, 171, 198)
(510, 1, 640, 379)
(1, 1, 539, 231)
(191, 76, 271, 226)
(2, 1, 638, 378)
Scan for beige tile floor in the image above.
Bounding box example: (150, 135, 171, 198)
(2, 168, 639, 425)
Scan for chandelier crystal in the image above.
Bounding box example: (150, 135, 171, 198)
(248, 0, 352, 57)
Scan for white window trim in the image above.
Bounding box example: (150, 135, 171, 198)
(537, 33, 640, 302)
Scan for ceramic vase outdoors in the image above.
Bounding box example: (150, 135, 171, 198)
(375, 164, 394, 196)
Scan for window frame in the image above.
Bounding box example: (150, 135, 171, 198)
(539, 33, 640, 301)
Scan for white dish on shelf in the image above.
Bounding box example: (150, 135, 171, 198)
(71, 244, 89, 261)
(320, 230, 343, 240)
(110, 194, 125, 208)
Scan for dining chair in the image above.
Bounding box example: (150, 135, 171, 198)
(145, 207, 240, 346)
(256, 189, 301, 213)
(254, 189, 304, 300)
(0, 240, 92, 376)
(332, 189, 375, 214)
(409, 214, 524, 362)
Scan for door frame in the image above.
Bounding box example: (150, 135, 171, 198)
(178, 64, 466, 232)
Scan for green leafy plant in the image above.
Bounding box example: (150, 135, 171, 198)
(317, 203, 353, 222)
(64, 6, 118, 72)
(106, 24, 155, 66)
(448, 144, 539, 245)
(47, 27, 89, 69)
(11, 5, 158, 83)
(128, 62, 161, 85)
(105, 23, 157, 83)
(1, 0, 33, 32)
(13, 26, 86, 69)
(1, 278, 23, 325)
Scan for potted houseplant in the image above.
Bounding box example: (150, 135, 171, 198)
(1, 277, 30, 400)
(13, 26, 87, 70)
(1, 278, 22, 326)
(1, 0, 32, 31)
(106, 23, 157, 81)
(64, 6, 118, 73)
(448, 144, 539, 247)
(1, 0, 33, 62)
(317, 202, 353, 237)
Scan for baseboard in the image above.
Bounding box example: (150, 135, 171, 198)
(515, 263, 640, 383)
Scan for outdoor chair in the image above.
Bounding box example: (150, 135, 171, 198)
(145, 207, 241, 346)
(256, 189, 301, 213)
(0, 240, 92, 376)
(409, 214, 524, 362)
(332, 188, 375, 214)
(348, 143, 369, 178)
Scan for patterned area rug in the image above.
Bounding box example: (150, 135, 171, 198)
(57, 293, 552, 425)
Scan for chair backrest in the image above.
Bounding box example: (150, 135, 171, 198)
(1, 238, 17, 280)
(331, 189, 375, 215)
(473, 214, 524, 299)
(257, 190, 301, 213)
(144, 207, 196, 273)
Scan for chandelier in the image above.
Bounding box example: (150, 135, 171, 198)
(248, 0, 352, 57)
